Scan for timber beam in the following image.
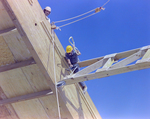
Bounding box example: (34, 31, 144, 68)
(62, 45, 150, 85)
(0, 89, 53, 105)
(0, 58, 36, 73)
(64, 61, 150, 85)
(0, 27, 17, 36)
(78, 47, 141, 67)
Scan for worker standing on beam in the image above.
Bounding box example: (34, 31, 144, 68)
(43, 6, 56, 29)
(65, 45, 87, 93)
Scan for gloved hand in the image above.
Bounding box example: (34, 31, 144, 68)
(56, 27, 61, 31)
(69, 64, 73, 68)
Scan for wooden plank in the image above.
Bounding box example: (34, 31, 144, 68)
(1, 0, 73, 116)
(96, 57, 115, 72)
(74, 58, 106, 76)
(74, 53, 116, 76)
(78, 47, 141, 68)
(102, 58, 114, 69)
(21, 64, 74, 119)
(1, 0, 102, 118)
(142, 49, 150, 59)
(1, 3, 72, 118)
(0, 1, 14, 31)
(0, 27, 16, 36)
(136, 49, 150, 63)
(110, 50, 145, 69)
(3, 31, 32, 62)
(0, 89, 53, 105)
(0, 68, 51, 119)
(0, 87, 20, 119)
(1, 0, 56, 90)
(0, 58, 35, 73)
(63, 61, 150, 85)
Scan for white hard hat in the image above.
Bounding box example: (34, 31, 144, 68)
(44, 6, 51, 12)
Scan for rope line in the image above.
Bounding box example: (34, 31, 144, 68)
(69, 36, 81, 62)
(102, 0, 110, 7)
(51, 30, 61, 119)
(54, 0, 110, 27)
(54, 8, 95, 23)
(58, 12, 96, 28)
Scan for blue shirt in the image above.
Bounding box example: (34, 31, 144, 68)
(65, 50, 79, 65)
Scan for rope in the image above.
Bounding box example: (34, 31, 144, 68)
(69, 36, 80, 55)
(54, 8, 95, 23)
(51, 30, 61, 119)
(58, 12, 96, 28)
(102, 0, 110, 7)
(69, 36, 81, 63)
(69, 36, 75, 46)
(54, 0, 110, 29)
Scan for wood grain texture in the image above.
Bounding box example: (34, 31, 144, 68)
(3, 31, 32, 62)
(0, 58, 35, 73)
(0, 89, 53, 105)
(0, 36, 15, 66)
(0, 1, 14, 30)
(0, 0, 102, 118)
(0, 87, 20, 119)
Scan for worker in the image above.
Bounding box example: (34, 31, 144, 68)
(43, 6, 51, 23)
(43, 6, 56, 29)
(65, 45, 87, 93)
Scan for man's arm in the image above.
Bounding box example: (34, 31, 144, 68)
(67, 59, 73, 67)
(76, 49, 81, 56)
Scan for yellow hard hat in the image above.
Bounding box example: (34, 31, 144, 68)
(66, 45, 73, 53)
(44, 6, 51, 12)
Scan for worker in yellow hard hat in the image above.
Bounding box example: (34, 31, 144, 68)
(65, 45, 87, 94)
(43, 6, 56, 29)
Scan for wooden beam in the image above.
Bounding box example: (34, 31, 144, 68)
(74, 58, 106, 76)
(78, 47, 141, 68)
(63, 61, 150, 85)
(0, 27, 17, 36)
(110, 50, 145, 69)
(74, 54, 116, 76)
(0, 58, 35, 73)
(96, 57, 115, 72)
(0, 89, 53, 105)
(63, 46, 150, 85)
(1, 1, 74, 118)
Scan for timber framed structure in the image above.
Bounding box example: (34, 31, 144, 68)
(0, 0, 101, 118)
(0, 0, 149, 119)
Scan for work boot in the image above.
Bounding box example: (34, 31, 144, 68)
(82, 86, 87, 94)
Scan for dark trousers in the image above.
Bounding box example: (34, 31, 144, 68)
(71, 64, 86, 88)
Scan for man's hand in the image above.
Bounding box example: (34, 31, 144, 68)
(67, 59, 73, 68)
(69, 64, 73, 68)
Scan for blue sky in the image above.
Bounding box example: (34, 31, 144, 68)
(39, 0, 150, 119)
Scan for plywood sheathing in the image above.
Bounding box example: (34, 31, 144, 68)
(0, 0, 102, 118)
(0, 64, 73, 119)
(0, 1, 14, 31)
(0, 36, 15, 66)
(3, 31, 32, 62)
(0, 87, 20, 119)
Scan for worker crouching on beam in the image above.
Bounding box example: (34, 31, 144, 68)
(65, 45, 87, 94)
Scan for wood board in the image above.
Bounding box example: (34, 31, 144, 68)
(0, 0, 102, 118)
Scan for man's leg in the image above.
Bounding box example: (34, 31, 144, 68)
(72, 64, 87, 94)
(79, 82, 87, 94)
(72, 64, 79, 74)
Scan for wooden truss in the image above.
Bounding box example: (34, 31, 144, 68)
(62, 45, 150, 85)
